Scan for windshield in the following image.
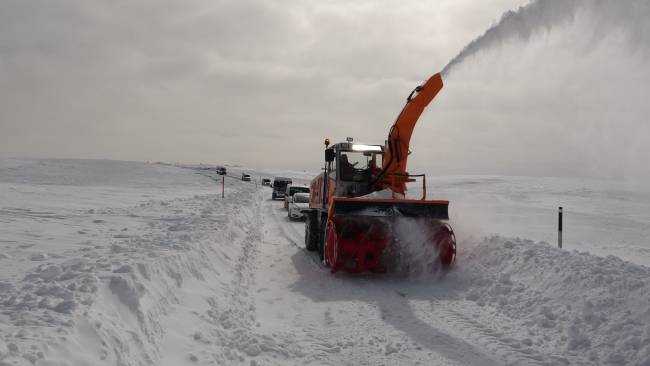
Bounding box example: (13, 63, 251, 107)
(338, 151, 382, 182)
(293, 194, 310, 203)
(290, 187, 309, 195)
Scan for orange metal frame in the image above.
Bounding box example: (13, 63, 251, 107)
(380, 73, 443, 195)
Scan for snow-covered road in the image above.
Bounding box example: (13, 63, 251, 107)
(1, 159, 650, 366)
(259, 196, 504, 366)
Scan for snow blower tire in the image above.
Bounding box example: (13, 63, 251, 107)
(318, 216, 327, 262)
(305, 211, 319, 251)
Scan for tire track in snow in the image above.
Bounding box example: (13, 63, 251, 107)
(257, 200, 340, 364)
(264, 200, 400, 365)
(265, 199, 505, 366)
(268, 198, 567, 365)
(415, 301, 549, 366)
(263, 189, 587, 365)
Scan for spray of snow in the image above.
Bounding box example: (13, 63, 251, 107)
(441, 0, 650, 78)
(415, 0, 650, 183)
(390, 218, 443, 279)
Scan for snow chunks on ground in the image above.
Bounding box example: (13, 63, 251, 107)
(457, 235, 650, 365)
(0, 167, 272, 366)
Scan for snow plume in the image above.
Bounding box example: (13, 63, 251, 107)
(441, 0, 650, 78)
(414, 0, 650, 182)
(390, 218, 444, 279)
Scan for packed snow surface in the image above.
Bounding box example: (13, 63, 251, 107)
(1, 159, 650, 366)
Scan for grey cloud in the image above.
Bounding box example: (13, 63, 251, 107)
(5, 0, 566, 172)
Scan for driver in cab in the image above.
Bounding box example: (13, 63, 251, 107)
(366, 159, 381, 181)
(340, 154, 380, 182)
(339, 154, 357, 180)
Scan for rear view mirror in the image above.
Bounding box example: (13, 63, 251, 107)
(325, 148, 335, 162)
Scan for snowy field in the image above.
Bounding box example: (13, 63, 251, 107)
(1, 158, 650, 366)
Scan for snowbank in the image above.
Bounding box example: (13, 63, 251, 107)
(452, 235, 650, 365)
(0, 159, 285, 365)
(3, 159, 650, 365)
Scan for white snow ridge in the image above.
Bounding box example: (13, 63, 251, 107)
(1, 158, 650, 366)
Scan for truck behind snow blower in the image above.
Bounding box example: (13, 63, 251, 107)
(303, 72, 456, 275)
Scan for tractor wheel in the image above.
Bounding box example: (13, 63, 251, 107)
(305, 211, 319, 251)
(324, 221, 337, 270)
(272, 193, 276, 200)
(318, 215, 327, 262)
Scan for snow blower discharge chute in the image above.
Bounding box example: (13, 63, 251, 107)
(303, 72, 456, 274)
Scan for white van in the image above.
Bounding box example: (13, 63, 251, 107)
(284, 184, 310, 209)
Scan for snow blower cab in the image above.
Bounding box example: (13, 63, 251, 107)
(327, 139, 384, 199)
(304, 73, 456, 275)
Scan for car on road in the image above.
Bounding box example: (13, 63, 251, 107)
(241, 173, 251, 181)
(262, 178, 271, 186)
(216, 166, 227, 175)
(271, 177, 292, 200)
(288, 193, 310, 221)
(284, 184, 310, 209)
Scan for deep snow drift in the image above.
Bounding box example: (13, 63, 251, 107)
(1, 158, 650, 365)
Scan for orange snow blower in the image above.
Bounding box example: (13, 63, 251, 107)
(304, 73, 456, 274)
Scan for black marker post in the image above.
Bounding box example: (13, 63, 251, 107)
(558, 207, 563, 249)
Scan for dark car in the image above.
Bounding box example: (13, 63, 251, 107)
(216, 166, 227, 175)
(271, 177, 292, 200)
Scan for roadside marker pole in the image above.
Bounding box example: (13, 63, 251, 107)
(558, 207, 563, 249)
(222, 176, 225, 198)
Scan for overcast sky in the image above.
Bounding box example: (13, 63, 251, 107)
(1, 0, 648, 182)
